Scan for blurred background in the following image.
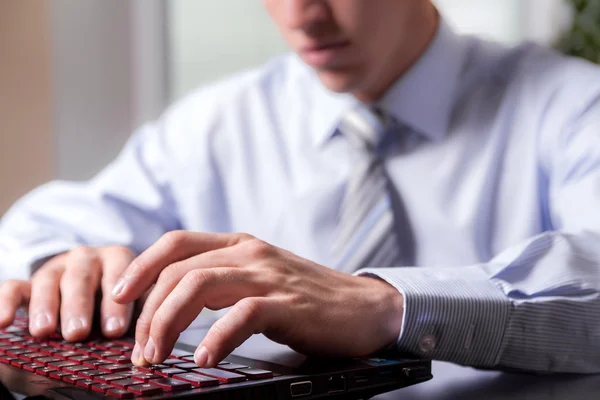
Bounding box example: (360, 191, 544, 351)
(1, 0, 598, 215)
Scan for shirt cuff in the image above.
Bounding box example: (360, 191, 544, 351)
(356, 265, 512, 368)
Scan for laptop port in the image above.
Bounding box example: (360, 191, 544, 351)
(290, 381, 312, 397)
(354, 375, 370, 386)
(327, 374, 346, 393)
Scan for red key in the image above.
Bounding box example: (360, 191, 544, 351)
(76, 379, 96, 389)
(94, 374, 127, 384)
(173, 373, 219, 387)
(131, 372, 160, 382)
(150, 378, 192, 391)
(194, 368, 247, 383)
(63, 375, 85, 384)
(157, 367, 187, 377)
(92, 383, 113, 393)
(63, 365, 91, 374)
(105, 355, 131, 364)
(127, 383, 163, 396)
(111, 378, 138, 389)
(49, 370, 71, 380)
(236, 368, 274, 379)
(98, 363, 133, 373)
(106, 388, 134, 399)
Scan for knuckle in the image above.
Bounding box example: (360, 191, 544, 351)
(244, 239, 274, 259)
(183, 269, 210, 290)
(157, 263, 183, 286)
(234, 232, 255, 243)
(106, 245, 135, 260)
(236, 298, 262, 322)
(0, 279, 21, 293)
(161, 230, 188, 252)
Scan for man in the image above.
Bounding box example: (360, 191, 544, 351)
(1, 0, 600, 374)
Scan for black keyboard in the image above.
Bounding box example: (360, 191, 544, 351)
(0, 316, 274, 398)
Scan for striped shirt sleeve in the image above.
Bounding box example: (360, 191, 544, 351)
(357, 231, 600, 373)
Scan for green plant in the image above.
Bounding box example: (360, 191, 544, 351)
(558, 0, 600, 64)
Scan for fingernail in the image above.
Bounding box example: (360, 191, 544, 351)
(104, 317, 124, 334)
(66, 317, 85, 336)
(34, 312, 51, 330)
(144, 337, 156, 363)
(112, 279, 127, 298)
(194, 346, 209, 367)
(132, 342, 142, 365)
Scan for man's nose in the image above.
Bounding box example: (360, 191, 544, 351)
(282, 0, 329, 31)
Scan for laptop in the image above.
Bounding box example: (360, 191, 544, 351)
(0, 315, 432, 399)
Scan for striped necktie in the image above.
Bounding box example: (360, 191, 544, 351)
(333, 106, 402, 273)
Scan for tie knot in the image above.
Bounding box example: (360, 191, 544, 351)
(339, 106, 395, 151)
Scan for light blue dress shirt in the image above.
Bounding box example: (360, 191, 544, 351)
(2, 21, 600, 373)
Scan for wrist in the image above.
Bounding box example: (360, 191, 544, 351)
(362, 275, 404, 351)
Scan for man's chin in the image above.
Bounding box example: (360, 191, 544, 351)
(315, 69, 361, 95)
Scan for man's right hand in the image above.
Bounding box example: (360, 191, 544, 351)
(0, 246, 135, 341)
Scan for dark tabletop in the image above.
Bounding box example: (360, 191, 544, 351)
(374, 361, 600, 400)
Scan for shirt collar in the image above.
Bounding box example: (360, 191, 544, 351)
(304, 17, 468, 147)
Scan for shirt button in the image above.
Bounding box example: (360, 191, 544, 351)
(419, 335, 437, 353)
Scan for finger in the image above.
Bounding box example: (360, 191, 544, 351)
(195, 298, 276, 368)
(113, 231, 252, 303)
(99, 247, 135, 338)
(29, 264, 63, 337)
(0, 280, 31, 328)
(59, 247, 102, 341)
(136, 267, 260, 365)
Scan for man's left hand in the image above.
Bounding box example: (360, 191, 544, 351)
(111, 231, 404, 367)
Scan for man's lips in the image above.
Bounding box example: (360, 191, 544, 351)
(300, 40, 352, 68)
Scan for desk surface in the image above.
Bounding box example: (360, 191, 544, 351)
(375, 361, 600, 400)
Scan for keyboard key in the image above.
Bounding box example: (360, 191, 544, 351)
(22, 363, 41, 372)
(34, 357, 61, 366)
(92, 383, 114, 393)
(6, 348, 33, 357)
(194, 368, 247, 383)
(169, 348, 194, 358)
(157, 367, 187, 377)
(49, 370, 71, 380)
(138, 364, 169, 372)
(217, 363, 249, 371)
(127, 383, 163, 396)
(76, 379, 97, 389)
(10, 359, 27, 368)
(162, 358, 185, 366)
(0, 356, 16, 364)
(172, 362, 198, 370)
(111, 378, 138, 389)
(63, 375, 86, 384)
(105, 355, 131, 364)
(70, 355, 94, 363)
(22, 352, 49, 362)
(35, 367, 55, 377)
(236, 368, 274, 379)
(131, 372, 160, 382)
(63, 364, 91, 374)
(48, 361, 79, 370)
(173, 373, 219, 387)
(79, 370, 108, 378)
(106, 388, 135, 399)
(94, 374, 128, 384)
(150, 377, 192, 391)
(181, 356, 196, 363)
(98, 363, 133, 373)
(55, 351, 81, 360)
(82, 359, 111, 368)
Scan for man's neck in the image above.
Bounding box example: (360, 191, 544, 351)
(354, 5, 440, 103)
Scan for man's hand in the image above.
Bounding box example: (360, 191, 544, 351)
(0, 246, 136, 341)
(112, 231, 404, 368)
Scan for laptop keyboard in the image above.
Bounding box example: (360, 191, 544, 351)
(0, 316, 274, 398)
